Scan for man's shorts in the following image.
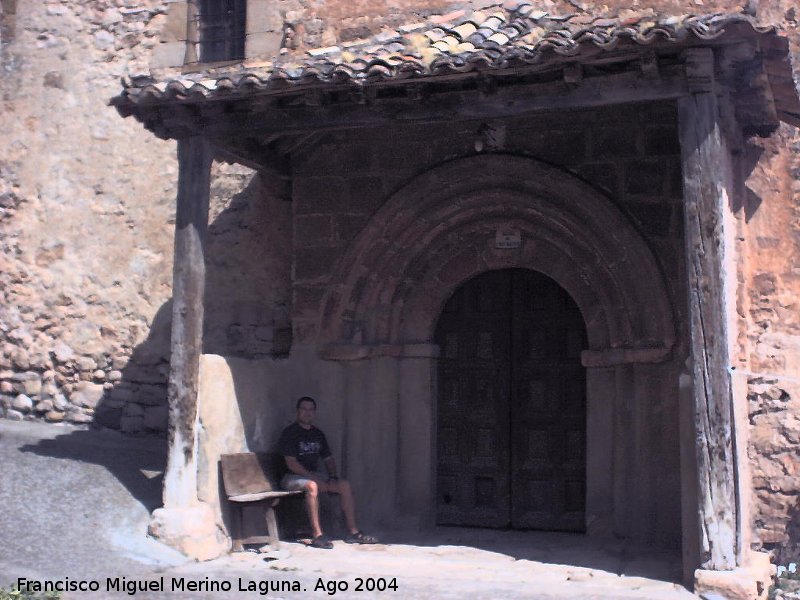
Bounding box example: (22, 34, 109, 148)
(281, 472, 322, 491)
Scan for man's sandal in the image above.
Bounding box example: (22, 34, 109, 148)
(310, 535, 333, 549)
(344, 531, 379, 544)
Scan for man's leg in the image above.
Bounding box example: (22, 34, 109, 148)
(319, 479, 358, 534)
(302, 480, 324, 538)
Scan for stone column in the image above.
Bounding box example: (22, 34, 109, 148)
(397, 346, 439, 529)
(584, 366, 614, 537)
(677, 48, 738, 572)
(149, 137, 226, 560)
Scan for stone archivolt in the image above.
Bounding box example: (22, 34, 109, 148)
(319, 154, 676, 362)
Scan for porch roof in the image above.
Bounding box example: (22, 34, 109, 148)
(112, 7, 800, 142)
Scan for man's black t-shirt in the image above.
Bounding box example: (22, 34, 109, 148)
(278, 422, 332, 472)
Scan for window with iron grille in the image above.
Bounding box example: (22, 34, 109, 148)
(198, 0, 246, 62)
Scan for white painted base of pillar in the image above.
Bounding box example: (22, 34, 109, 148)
(695, 552, 774, 600)
(148, 504, 229, 561)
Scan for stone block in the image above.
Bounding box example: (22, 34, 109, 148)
(52, 394, 68, 410)
(334, 214, 369, 244)
(347, 176, 386, 214)
(639, 102, 678, 125)
(591, 127, 637, 158)
(95, 405, 123, 429)
(574, 163, 620, 197)
(521, 129, 586, 165)
(148, 505, 228, 561)
(643, 125, 680, 156)
(5, 409, 23, 421)
(626, 202, 673, 237)
(695, 567, 763, 600)
(93, 30, 115, 51)
(246, 0, 283, 33)
(110, 385, 135, 404)
(22, 377, 42, 396)
(45, 411, 64, 422)
(295, 215, 332, 245)
(144, 405, 168, 431)
(120, 415, 144, 433)
(295, 247, 341, 281)
(12, 394, 33, 412)
(77, 356, 97, 371)
(136, 384, 167, 406)
(124, 402, 144, 417)
(293, 177, 348, 214)
(294, 285, 326, 316)
(40, 381, 57, 398)
(245, 31, 282, 58)
(161, 1, 187, 42)
(625, 159, 666, 196)
(52, 342, 74, 363)
(71, 381, 105, 409)
(66, 410, 93, 424)
(150, 42, 187, 69)
(35, 399, 53, 412)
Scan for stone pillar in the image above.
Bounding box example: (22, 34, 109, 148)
(148, 137, 227, 560)
(677, 48, 738, 572)
(397, 347, 438, 529)
(584, 366, 614, 537)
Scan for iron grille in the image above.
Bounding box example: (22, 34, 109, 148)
(198, 0, 246, 62)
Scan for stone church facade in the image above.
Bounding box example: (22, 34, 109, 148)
(2, 0, 800, 597)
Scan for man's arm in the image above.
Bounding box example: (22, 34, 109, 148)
(323, 456, 339, 481)
(284, 456, 326, 482)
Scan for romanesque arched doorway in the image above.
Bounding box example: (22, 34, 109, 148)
(435, 268, 587, 531)
(317, 155, 680, 548)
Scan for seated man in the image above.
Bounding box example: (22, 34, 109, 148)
(278, 395, 378, 549)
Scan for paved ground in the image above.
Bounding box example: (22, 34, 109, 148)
(0, 420, 696, 599)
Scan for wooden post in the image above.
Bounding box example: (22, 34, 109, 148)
(677, 48, 739, 571)
(163, 136, 213, 508)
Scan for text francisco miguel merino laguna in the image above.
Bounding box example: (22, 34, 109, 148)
(16, 576, 303, 595)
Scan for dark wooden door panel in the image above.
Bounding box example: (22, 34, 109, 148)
(436, 269, 586, 531)
(511, 270, 586, 531)
(436, 270, 511, 527)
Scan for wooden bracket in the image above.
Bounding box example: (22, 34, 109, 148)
(350, 85, 376, 105)
(639, 52, 660, 80)
(683, 47, 715, 94)
(477, 75, 498, 96)
(304, 88, 325, 106)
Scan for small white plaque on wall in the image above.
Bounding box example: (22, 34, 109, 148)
(495, 227, 521, 249)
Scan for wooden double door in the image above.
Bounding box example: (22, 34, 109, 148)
(435, 269, 587, 531)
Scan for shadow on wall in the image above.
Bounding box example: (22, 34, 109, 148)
(203, 169, 292, 359)
(92, 300, 173, 434)
(773, 497, 800, 566)
(80, 167, 293, 436)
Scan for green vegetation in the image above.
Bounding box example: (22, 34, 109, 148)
(0, 588, 60, 600)
(769, 563, 800, 600)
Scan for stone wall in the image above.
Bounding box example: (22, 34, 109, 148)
(291, 103, 688, 350)
(742, 127, 800, 564)
(0, 0, 177, 429)
(0, 1, 290, 432)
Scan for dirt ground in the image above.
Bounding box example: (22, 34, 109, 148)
(0, 420, 695, 599)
